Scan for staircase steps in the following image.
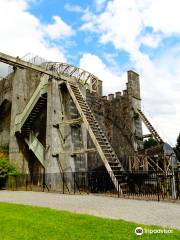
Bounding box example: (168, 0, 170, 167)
(66, 82, 127, 194)
(137, 109, 163, 143)
(21, 93, 47, 136)
(15, 77, 48, 133)
(14, 78, 48, 167)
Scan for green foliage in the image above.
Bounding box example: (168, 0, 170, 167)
(0, 145, 19, 179)
(0, 157, 19, 179)
(0, 202, 179, 240)
(143, 137, 158, 149)
(0, 145, 9, 152)
(174, 133, 180, 161)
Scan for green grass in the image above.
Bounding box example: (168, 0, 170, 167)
(0, 202, 179, 240)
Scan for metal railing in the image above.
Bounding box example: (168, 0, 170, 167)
(1, 170, 180, 201)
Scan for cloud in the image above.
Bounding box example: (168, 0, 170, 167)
(94, 0, 107, 11)
(80, 1, 143, 51)
(79, 53, 127, 94)
(0, 0, 75, 65)
(45, 16, 75, 40)
(140, 34, 162, 48)
(79, 0, 180, 145)
(0, 0, 179, 144)
(64, 3, 84, 13)
(141, 0, 180, 34)
(80, 0, 180, 52)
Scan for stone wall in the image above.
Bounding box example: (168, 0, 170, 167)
(86, 89, 135, 170)
(0, 67, 143, 175)
(85, 70, 143, 170)
(0, 74, 13, 147)
(0, 74, 13, 107)
(8, 69, 42, 173)
(0, 99, 11, 147)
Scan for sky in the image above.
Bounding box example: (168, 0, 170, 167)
(0, 0, 180, 146)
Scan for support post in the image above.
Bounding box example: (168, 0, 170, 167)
(63, 172, 65, 194)
(74, 172, 76, 194)
(156, 171, 160, 201)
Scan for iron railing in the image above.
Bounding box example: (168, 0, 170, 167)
(1, 170, 180, 201)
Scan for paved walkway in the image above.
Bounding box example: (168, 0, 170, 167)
(0, 191, 179, 229)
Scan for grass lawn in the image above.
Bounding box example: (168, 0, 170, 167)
(0, 202, 179, 240)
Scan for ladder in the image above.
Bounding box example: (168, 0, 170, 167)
(66, 82, 126, 193)
(17, 91, 47, 165)
(137, 109, 163, 143)
(15, 78, 48, 136)
(14, 79, 48, 166)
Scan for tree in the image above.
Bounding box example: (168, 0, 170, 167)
(174, 133, 180, 162)
(0, 157, 19, 179)
(0, 151, 19, 189)
(143, 137, 158, 149)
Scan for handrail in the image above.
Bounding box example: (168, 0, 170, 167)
(15, 77, 48, 132)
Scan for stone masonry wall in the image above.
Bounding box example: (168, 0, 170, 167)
(0, 67, 143, 175)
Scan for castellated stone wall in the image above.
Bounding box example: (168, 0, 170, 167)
(86, 76, 141, 170)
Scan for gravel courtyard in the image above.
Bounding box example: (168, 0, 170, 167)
(0, 190, 179, 229)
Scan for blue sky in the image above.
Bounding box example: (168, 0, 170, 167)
(0, 0, 180, 145)
(28, 0, 131, 69)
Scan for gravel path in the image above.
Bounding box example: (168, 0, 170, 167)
(0, 191, 180, 229)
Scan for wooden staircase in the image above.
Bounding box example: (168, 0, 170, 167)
(66, 82, 126, 193)
(20, 93, 47, 137)
(15, 77, 48, 135)
(137, 109, 163, 143)
(14, 78, 48, 167)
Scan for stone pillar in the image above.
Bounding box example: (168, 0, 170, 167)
(45, 78, 61, 174)
(127, 70, 143, 150)
(98, 80, 103, 96)
(9, 69, 40, 173)
(115, 92, 121, 99)
(127, 70, 140, 100)
(108, 94, 114, 100)
(45, 79, 78, 190)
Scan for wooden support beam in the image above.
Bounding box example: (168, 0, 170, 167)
(0, 51, 76, 85)
(59, 118, 82, 126)
(143, 134, 152, 138)
(60, 148, 97, 155)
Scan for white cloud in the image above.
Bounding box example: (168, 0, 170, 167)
(140, 34, 162, 48)
(45, 16, 75, 40)
(79, 53, 127, 94)
(80, 1, 143, 51)
(95, 0, 107, 11)
(64, 3, 83, 13)
(79, 0, 180, 145)
(80, 0, 180, 51)
(0, 0, 74, 64)
(141, 0, 180, 34)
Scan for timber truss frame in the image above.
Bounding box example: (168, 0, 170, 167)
(0, 52, 100, 94)
(129, 154, 173, 173)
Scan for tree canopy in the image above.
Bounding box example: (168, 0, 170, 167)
(174, 133, 180, 162)
(143, 137, 158, 149)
